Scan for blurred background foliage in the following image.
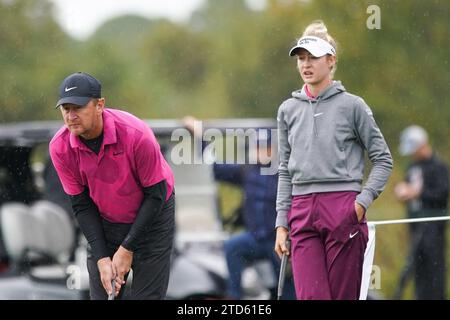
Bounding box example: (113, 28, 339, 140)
(0, 0, 449, 299)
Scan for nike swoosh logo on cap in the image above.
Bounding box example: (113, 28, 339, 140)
(65, 86, 77, 92)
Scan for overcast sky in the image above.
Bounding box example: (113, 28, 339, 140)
(49, 0, 266, 40)
(49, 0, 206, 40)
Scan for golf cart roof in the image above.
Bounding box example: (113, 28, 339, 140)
(0, 118, 276, 147)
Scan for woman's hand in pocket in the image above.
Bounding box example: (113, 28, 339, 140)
(354, 202, 366, 222)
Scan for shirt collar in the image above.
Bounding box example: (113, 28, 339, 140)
(304, 84, 316, 99)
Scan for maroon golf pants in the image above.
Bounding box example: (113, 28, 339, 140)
(288, 191, 368, 300)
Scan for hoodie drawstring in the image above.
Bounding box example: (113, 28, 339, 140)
(310, 98, 321, 137)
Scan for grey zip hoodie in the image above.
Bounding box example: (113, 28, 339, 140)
(276, 81, 393, 228)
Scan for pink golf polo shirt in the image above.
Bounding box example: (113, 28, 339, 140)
(49, 108, 174, 223)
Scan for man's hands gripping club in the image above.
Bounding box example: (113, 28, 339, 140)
(97, 246, 133, 297)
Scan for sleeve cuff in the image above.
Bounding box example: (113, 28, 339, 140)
(93, 247, 110, 262)
(275, 210, 289, 229)
(121, 235, 137, 252)
(356, 191, 375, 211)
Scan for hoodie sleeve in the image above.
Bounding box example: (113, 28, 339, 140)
(353, 97, 394, 211)
(275, 103, 292, 229)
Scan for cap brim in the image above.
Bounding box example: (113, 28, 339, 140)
(289, 45, 327, 57)
(55, 96, 91, 109)
(289, 46, 300, 56)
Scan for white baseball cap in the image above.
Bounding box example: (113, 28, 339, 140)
(289, 36, 336, 57)
(399, 125, 428, 156)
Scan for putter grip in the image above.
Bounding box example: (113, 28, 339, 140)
(285, 239, 291, 251)
(108, 280, 115, 300)
(277, 239, 291, 300)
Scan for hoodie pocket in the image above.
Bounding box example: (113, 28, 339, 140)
(290, 142, 349, 182)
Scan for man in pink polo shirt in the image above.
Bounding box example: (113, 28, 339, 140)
(50, 72, 175, 300)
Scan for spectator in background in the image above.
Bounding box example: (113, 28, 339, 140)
(394, 125, 449, 300)
(183, 116, 295, 300)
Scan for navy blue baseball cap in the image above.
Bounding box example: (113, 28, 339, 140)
(56, 72, 101, 108)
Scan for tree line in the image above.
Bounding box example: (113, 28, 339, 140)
(1, 1, 448, 160)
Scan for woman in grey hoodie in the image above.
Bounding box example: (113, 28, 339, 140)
(274, 21, 393, 300)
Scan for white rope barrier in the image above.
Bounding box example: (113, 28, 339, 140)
(360, 215, 450, 299)
(370, 216, 450, 226)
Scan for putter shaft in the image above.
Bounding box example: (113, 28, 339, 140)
(277, 239, 290, 300)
